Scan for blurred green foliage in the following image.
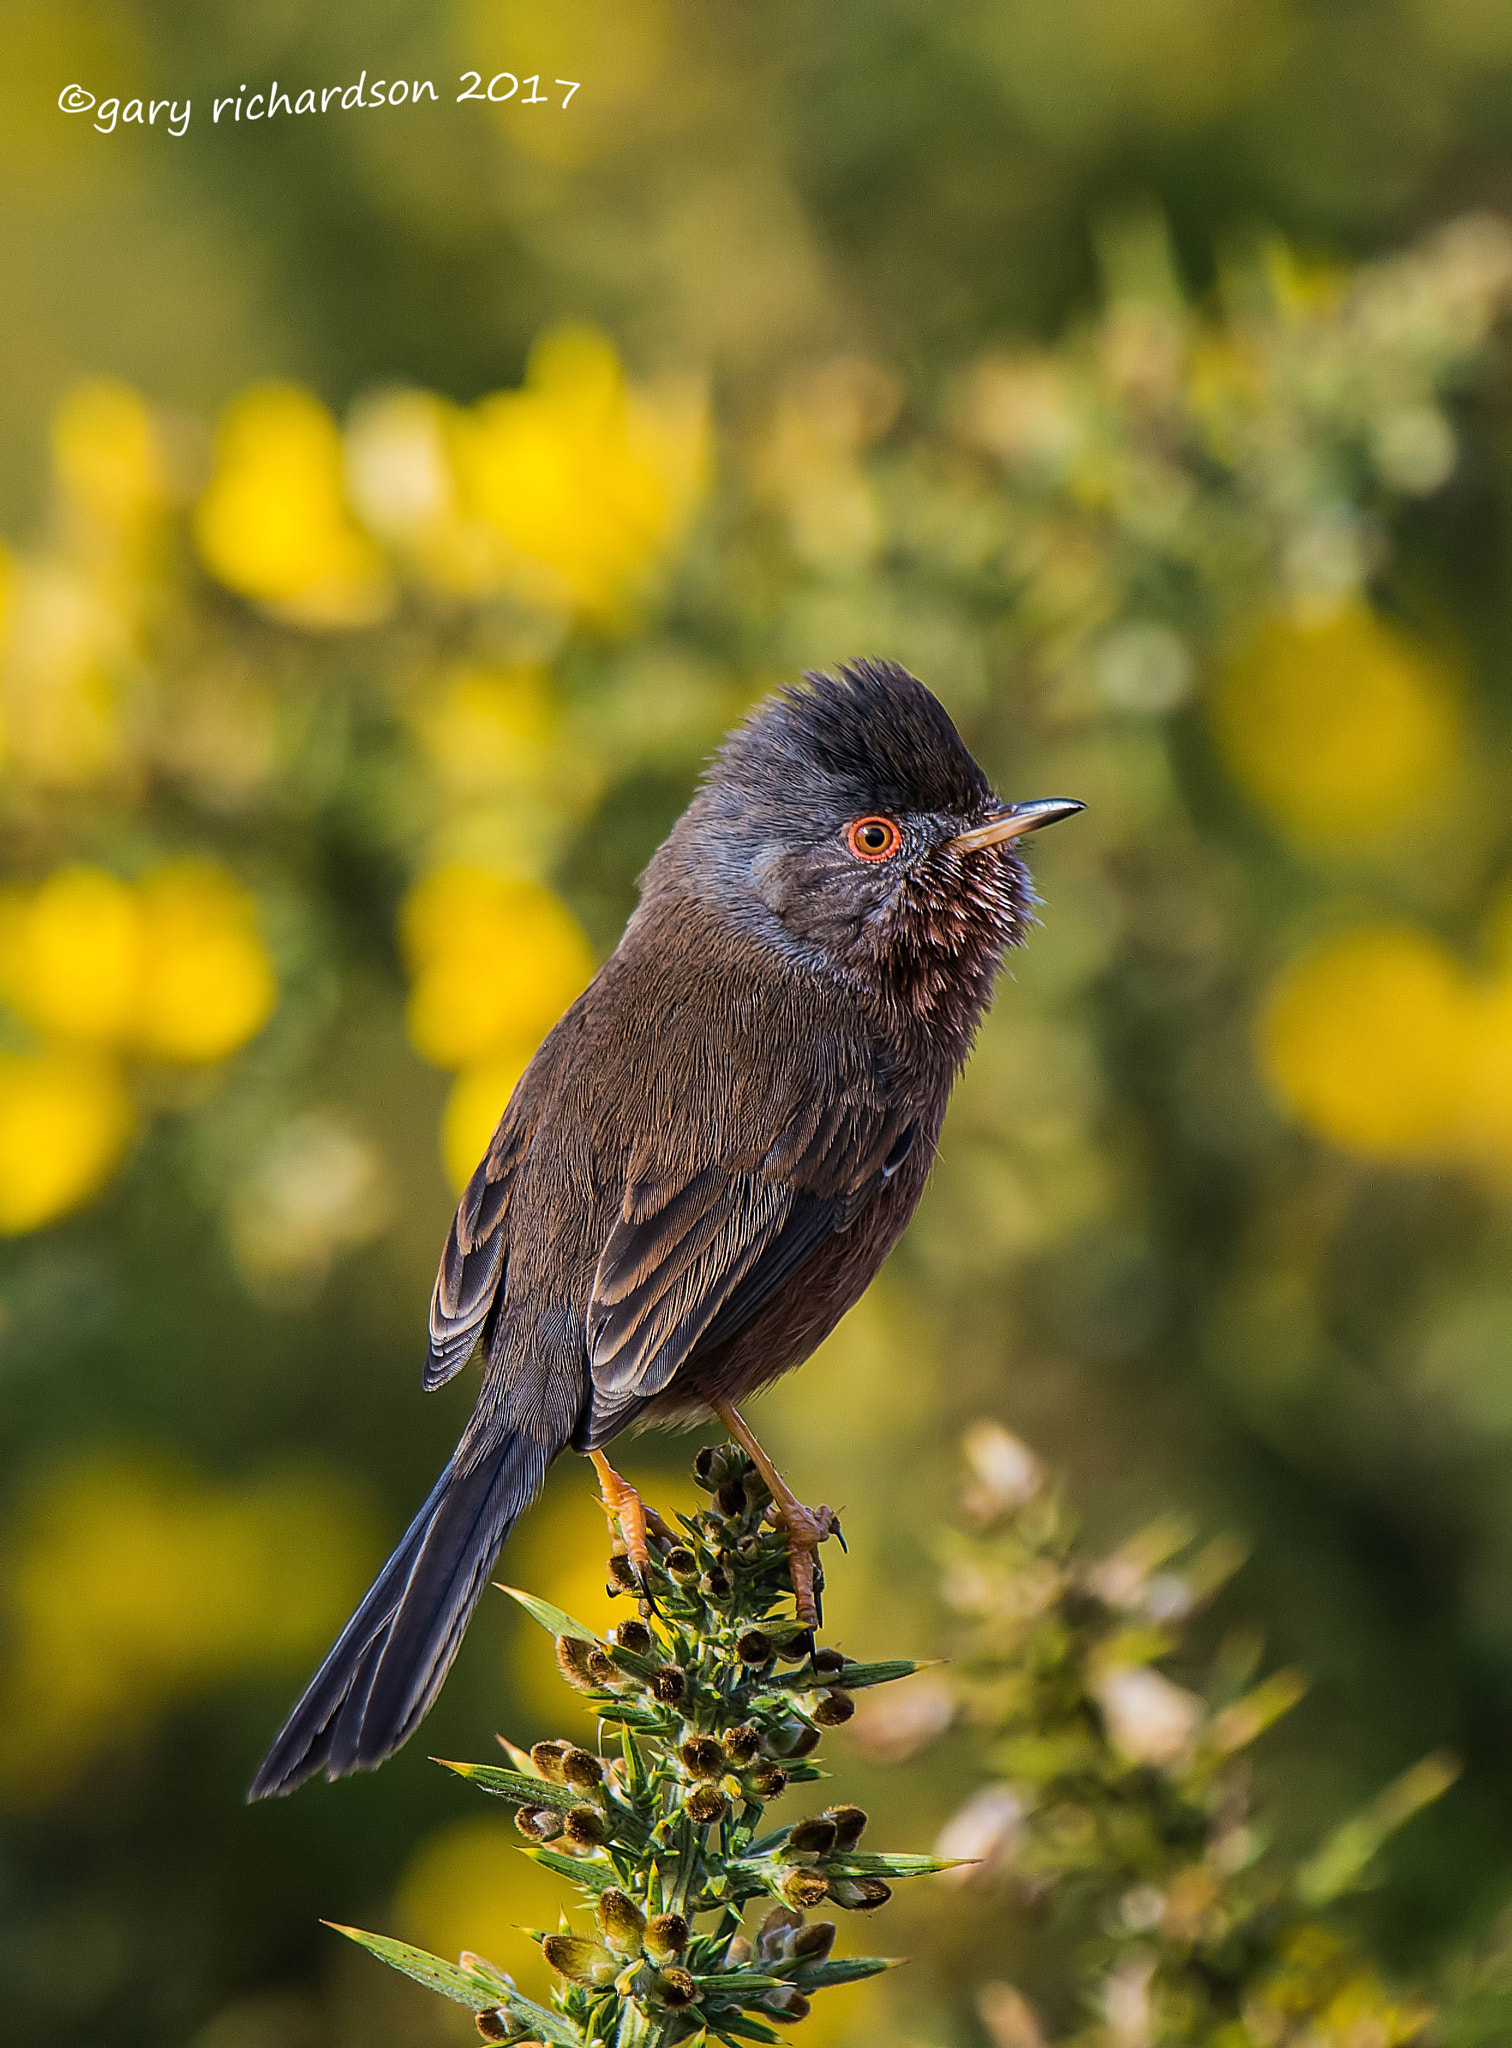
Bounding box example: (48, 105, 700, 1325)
(6, 6, 1512, 2047)
(931, 1421, 1463, 2046)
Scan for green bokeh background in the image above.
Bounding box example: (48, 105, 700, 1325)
(7, 4, 1512, 2045)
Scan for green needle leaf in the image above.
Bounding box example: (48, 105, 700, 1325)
(433, 1759, 582, 1811)
(496, 1583, 602, 1643)
(526, 1846, 621, 1892)
(1295, 1752, 1461, 1908)
(795, 1957, 904, 1988)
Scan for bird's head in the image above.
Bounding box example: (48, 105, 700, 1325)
(651, 659, 1082, 1037)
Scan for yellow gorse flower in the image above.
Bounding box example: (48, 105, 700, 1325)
(0, 1052, 134, 1235)
(194, 383, 391, 628)
(1214, 606, 1463, 848)
(133, 863, 279, 1064)
(398, 862, 595, 1188)
(414, 664, 557, 796)
(0, 863, 277, 1231)
(51, 378, 168, 540)
(400, 863, 594, 1068)
(1261, 925, 1512, 1170)
(0, 861, 276, 1066)
(457, 326, 708, 620)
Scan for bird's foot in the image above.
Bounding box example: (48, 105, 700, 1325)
(588, 1450, 654, 1598)
(767, 1495, 840, 1631)
(710, 1397, 841, 1630)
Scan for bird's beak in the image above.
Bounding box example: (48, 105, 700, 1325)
(949, 798, 1086, 853)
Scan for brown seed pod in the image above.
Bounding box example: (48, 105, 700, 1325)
(665, 1546, 699, 1581)
(554, 1637, 602, 1691)
(586, 1646, 619, 1685)
(513, 1805, 563, 1842)
(695, 1444, 743, 1491)
(766, 1987, 812, 2023)
(606, 1554, 641, 1595)
(529, 1741, 569, 1781)
(812, 1688, 855, 1726)
(609, 1618, 653, 1656)
(736, 1628, 773, 1666)
(764, 1718, 820, 1759)
(683, 1782, 729, 1826)
(644, 1912, 689, 1962)
(779, 1868, 830, 1910)
(474, 2011, 512, 2043)
(811, 1646, 849, 1677)
(596, 1886, 646, 1956)
(793, 1920, 837, 1962)
(649, 1663, 687, 1706)
(829, 1875, 892, 1910)
(560, 1746, 604, 1794)
(723, 1722, 762, 1765)
(541, 1933, 615, 1985)
(654, 1967, 697, 2009)
(700, 1565, 731, 1599)
(785, 1815, 838, 1859)
(714, 1480, 746, 1517)
(678, 1734, 726, 1779)
(746, 1761, 788, 1800)
(824, 1803, 868, 1850)
(563, 1803, 609, 1850)
(754, 1904, 803, 1957)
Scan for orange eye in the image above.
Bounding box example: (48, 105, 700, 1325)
(845, 816, 903, 862)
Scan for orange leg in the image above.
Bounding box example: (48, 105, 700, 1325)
(589, 1450, 651, 1581)
(587, 1451, 677, 1590)
(711, 1399, 838, 1629)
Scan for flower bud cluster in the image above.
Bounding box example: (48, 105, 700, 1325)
(941, 1422, 1457, 2048)
(336, 1446, 945, 2044)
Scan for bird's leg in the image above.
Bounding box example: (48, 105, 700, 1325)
(587, 1453, 678, 1606)
(710, 1399, 838, 1630)
(588, 1450, 651, 1584)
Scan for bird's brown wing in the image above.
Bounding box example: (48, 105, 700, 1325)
(585, 1090, 914, 1409)
(422, 1022, 571, 1390)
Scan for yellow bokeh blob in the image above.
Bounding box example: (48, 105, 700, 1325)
(1214, 607, 1462, 846)
(395, 1816, 562, 2000)
(0, 1051, 134, 1233)
(417, 665, 556, 795)
(0, 865, 143, 1044)
(0, 861, 275, 1073)
(134, 864, 278, 1064)
(51, 379, 167, 534)
(0, 1454, 378, 1802)
(401, 864, 594, 1073)
(458, 327, 707, 620)
(1262, 929, 1472, 1160)
(194, 383, 391, 627)
(443, 1049, 533, 1192)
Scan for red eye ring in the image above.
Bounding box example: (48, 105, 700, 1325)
(845, 816, 903, 862)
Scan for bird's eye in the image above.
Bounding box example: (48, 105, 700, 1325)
(845, 816, 903, 862)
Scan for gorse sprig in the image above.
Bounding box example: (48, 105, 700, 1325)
(334, 1444, 947, 2045)
(943, 1423, 1458, 2048)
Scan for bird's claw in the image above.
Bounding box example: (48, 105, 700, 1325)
(767, 1498, 839, 1631)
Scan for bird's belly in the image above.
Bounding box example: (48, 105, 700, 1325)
(639, 1160, 924, 1425)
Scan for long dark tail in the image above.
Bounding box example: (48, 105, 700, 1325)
(249, 1430, 550, 1799)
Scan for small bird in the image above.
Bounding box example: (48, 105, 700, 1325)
(250, 659, 1081, 1798)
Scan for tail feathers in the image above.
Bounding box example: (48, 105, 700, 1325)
(249, 1434, 548, 1800)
